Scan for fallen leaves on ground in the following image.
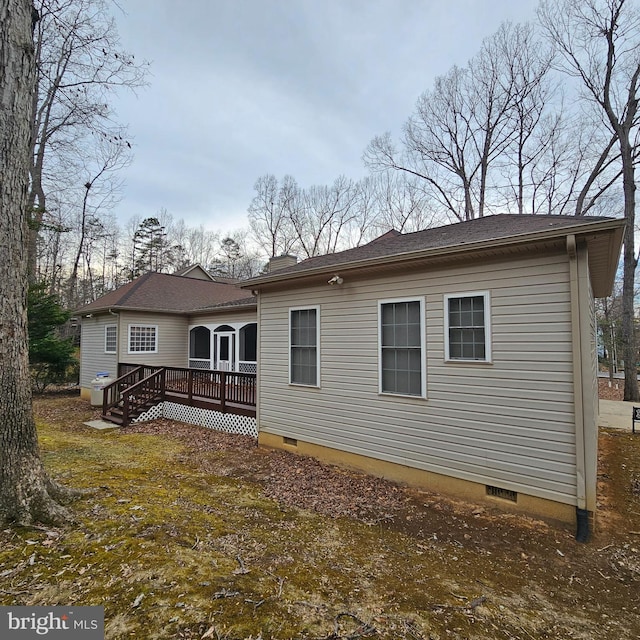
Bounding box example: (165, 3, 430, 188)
(7, 393, 638, 640)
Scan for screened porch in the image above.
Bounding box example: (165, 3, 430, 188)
(188, 322, 257, 373)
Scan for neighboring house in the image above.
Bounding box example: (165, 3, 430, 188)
(76, 265, 257, 401)
(243, 214, 625, 536)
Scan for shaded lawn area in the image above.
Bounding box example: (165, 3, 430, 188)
(0, 395, 639, 639)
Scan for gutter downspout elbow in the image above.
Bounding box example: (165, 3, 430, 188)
(575, 508, 590, 543)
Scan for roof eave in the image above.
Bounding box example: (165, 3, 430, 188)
(76, 300, 258, 317)
(586, 222, 625, 297)
(76, 305, 192, 316)
(243, 218, 626, 289)
(190, 301, 257, 314)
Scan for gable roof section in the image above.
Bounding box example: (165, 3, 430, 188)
(76, 272, 255, 315)
(243, 214, 625, 297)
(172, 264, 240, 284)
(172, 264, 215, 281)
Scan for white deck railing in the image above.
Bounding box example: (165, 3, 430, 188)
(188, 358, 257, 374)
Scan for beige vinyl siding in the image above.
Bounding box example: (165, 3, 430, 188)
(119, 312, 189, 368)
(188, 309, 256, 326)
(258, 251, 580, 506)
(80, 315, 118, 387)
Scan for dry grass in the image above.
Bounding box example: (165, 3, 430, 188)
(0, 394, 639, 639)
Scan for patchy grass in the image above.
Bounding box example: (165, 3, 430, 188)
(0, 395, 639, 639)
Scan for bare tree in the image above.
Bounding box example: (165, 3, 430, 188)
(493, 23, 556, 213)
(248, 174, 299, 257)
(210, 231, 262, 279)
(342, 176, 380, 246)
(34, 195, 73, 293)
(86, 212, 120, 299)
(27, 0, 148, 281)
(67, 134, 129, 306)
(367, 172, 437, 234)
(539, 0, 640, 400)
(181, 224, 220, 269)
(402, 65, 479, 220)
(365, 22, 558, 221)
(1, 0, 78, 526)
(289, 176, 359, 258)
(596, 280, 624, 384)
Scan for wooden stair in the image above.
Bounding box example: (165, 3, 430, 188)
(101, 363, 257, 426)
(101, 366, 165, 427)
(102, 401, 150, 425)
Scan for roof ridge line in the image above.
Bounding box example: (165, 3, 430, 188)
(117, 272, 154, 306)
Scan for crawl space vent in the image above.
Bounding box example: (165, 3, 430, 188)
(486, 485, 517, 502)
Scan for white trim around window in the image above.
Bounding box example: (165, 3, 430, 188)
(127, 324, 158, 354)
(378, 297, 426, 398)
(444, 291, 492, 362)
(289, 306, 320, 387)
(104, 324, 117, 354)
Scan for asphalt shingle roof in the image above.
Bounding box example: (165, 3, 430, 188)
(76, 272, 255, 315)
(246, 214, 621, 282)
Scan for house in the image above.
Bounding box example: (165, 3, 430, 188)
(243, 214, 625, 536)
(76, 265, 257, 403)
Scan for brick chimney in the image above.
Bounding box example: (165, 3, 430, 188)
(267, 254, 297, 272)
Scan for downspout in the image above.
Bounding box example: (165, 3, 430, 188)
(254, 290, 261, 449)
(109, 309, 120, 377)
(567, 235, 590, 542)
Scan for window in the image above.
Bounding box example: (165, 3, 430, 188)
(445, 292, 491, 361)
(105, 325, 117, 354)
(379, 298, 425, 397)
(128, 325, 158, 353)
(289, 307, 319, 386)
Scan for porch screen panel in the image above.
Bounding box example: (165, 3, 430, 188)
(190, 326, 211, 359)
(240, 323, 257, 361)
(290, 308, 317, 386)
(219, 335, 230, 361)
(380, 300, 422, 396)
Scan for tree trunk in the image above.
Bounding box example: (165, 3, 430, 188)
(620, 140, 639, 401)
(0, 0, 77, 525)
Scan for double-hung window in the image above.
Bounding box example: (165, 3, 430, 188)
(128, 325, 158, 354)
(445, 292, 491, 361)
(289, 307, 319, 386)
(379, 298, 425, 397)
(105, 325, 117, 354)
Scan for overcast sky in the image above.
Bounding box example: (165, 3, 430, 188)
(110, 0, 540, 235)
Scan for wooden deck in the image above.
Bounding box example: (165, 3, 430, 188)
(102, 363, 256, 426)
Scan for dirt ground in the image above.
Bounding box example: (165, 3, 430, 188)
(598, 378, 625, 401)
(1, 391, 639, 639)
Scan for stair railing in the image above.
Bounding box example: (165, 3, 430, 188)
(120, 368, 166, 426)
(102, 366, 144, 418)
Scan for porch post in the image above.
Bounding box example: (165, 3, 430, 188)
(220, 370, 226, 413)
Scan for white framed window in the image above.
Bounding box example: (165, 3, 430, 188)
(128, 325, 158, 354)
(289, 306, 319, 386)
(378, 297, 426, 397)
(444, 292, 491, 362)
(105, 325, 117, 354)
